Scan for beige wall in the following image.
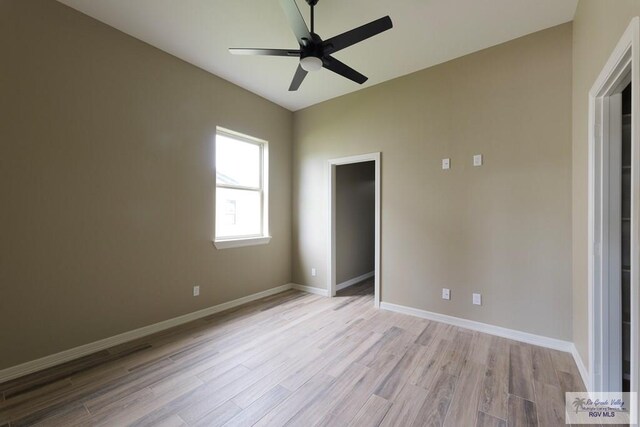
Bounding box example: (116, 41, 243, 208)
(0, 0, 292, 370)
(572, 0, 640, 368)
(293, 24, 573, 340)
(0, 0, 586, 372)
(336, 162, 375, 284)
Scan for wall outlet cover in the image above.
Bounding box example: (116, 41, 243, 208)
(311, 268, 317, 277)
(473, 154, 483, 166)
(442, 288, 451, 300)
(193, 286, 200, 297)
(442, 158, 451, 170)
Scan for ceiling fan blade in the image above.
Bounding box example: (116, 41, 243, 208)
(323, 16, 393, 55)
(229, 48, 300, 57)
(279, 0, 312, 46)
(289, 63, 308, 91)
(322, 56, 368, 84)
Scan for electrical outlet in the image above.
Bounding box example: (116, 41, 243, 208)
(442, 158, 450, 170)
(473, 154, 483, 167)
(193, 285, 200, 297)
(311, 268, 317, 277)
(473, 293, 482, 305)
(442, 288, 451, 300)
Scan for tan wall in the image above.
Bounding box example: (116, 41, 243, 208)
(0, 0, 292, 370)
(572, 0, 640, 368)
(293, 24, 573, 340)
(336, 162, 375, 284)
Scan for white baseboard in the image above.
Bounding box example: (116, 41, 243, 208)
(291, 283, 330, 297)
(0, 283, 293, 384)
(336, 271, 374, 291)
(2, 285, 587, 389)
(570, 343, 591, 391)
(380, 301, 574, 353)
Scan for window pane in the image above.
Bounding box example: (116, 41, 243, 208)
(216, 188, 261, 238)
(216, 134, 261, 188)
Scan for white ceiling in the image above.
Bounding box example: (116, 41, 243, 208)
(57, 0, 577, 111)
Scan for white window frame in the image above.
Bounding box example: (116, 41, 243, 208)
(214, 127, 270, 249)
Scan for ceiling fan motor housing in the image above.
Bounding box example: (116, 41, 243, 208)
(299, 32, 323, 72)
(301, 33, 324, 57)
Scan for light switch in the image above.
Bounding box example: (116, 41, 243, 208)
(473, 293, 482, 305)
(473, 154, 483, 167)
(442, 158, 450, 170)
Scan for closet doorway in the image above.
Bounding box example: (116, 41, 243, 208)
(327, 153, 381, 307)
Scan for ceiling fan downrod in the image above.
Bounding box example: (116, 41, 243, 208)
(306, 0, 318, 33)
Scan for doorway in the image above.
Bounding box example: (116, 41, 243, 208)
(335, 161, 375, 299)
(588, 17, 638, 398)
(328, 153, 381, 307)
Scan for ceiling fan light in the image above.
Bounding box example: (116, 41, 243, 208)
(300, 56, 323, 72)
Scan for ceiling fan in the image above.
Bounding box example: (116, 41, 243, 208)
(229, 0, 393, 91)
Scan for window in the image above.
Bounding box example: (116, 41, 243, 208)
(214, 127, 270, 249)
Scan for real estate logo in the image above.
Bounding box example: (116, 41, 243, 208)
(565, 392, 637, 424)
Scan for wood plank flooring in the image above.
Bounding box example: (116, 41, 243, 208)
(0, 280, 585, 426)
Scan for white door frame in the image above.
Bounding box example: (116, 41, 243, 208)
(589, 16, 639, 400)
(328, 152, 381, 307)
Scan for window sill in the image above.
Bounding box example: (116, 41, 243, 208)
(214, 236, 271, 249)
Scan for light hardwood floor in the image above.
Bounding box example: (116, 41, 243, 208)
(0, 280, 584, 426)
